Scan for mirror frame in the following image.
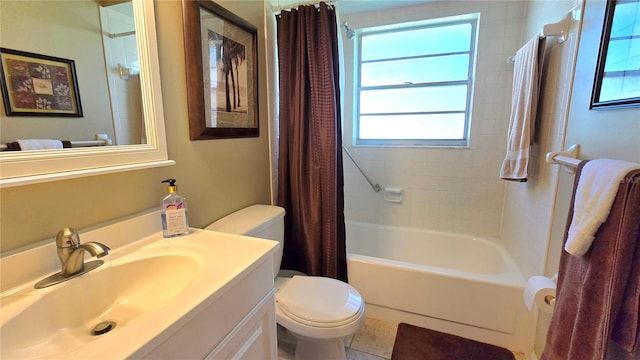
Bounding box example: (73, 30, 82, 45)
(0, 0, 173, 188)
(590, 0, 640, 110)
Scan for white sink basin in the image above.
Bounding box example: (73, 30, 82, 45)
(0, 213, 278, 359)
(2, 253, 200, 358)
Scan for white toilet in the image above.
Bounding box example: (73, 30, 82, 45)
(205, 205, 365, 360)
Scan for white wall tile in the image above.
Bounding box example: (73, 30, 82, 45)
(342, 1, 527, 238)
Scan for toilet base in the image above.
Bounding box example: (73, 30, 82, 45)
(294, 337, 347, 360)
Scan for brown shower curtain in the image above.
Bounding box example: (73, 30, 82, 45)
(276, 2, 347, 281)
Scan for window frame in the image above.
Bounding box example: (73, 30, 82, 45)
(353, 16, 478, 148)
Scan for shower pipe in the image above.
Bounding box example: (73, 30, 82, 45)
(342, 145, 382, 193)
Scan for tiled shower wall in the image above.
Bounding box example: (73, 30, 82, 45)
(502, 0, 579, 279)
(342, 1, 527, 238)
(100, 4, 144, 146)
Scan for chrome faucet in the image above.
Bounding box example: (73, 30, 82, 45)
(56, 227, 110, 277)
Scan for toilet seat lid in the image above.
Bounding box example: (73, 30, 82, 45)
(276, 276, 363, 325)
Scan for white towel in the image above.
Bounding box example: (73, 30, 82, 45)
(565, 159, 640, 256)
(500, 36, 546, 181)
(16, 139, 63, 150)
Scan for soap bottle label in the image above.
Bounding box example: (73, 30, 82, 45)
(163, 203, 188, 235)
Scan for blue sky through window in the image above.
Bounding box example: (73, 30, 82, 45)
(356, 17, 477, 146)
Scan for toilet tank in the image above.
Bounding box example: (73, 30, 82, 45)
(205, 205, 285, 276)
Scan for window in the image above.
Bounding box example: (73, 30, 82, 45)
(354, 15, 478, 147)
(591, 0, 640, 109)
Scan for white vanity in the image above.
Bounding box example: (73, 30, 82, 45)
(0, 0, 278, 354)
(0, 210, 279, 359)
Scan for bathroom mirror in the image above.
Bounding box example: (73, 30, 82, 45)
(0, 0, 173, 187)
(591, 0, 640, 109)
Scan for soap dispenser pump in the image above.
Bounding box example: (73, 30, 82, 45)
(161, 179, 189, 238)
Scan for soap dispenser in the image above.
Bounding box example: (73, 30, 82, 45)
(161, 179, 189, 238)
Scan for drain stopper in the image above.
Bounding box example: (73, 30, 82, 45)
(92, 321, 116, 335)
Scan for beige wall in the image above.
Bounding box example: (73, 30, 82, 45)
(544, 0, 640, 278)
(502, 0, 577, 279)
(508, 0, 580, 356)
(0, 0, 271, 253)
(0, 1, 115, 142)
(562, 0, 640, 164)
(535, 0, 640, 357)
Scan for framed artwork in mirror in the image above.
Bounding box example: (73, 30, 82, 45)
(0, 48, 83, 117)
(591, 0, 640, 109)
(182, 0, 258, 139)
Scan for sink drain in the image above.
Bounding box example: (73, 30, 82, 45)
(91, 321, 116, 336)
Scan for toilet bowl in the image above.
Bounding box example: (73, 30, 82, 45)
(275, 276, 365, 359)
(205, 205, 365, 360)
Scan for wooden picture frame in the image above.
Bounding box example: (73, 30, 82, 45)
(0, 48, 83, 117)
(182, 0, 258, 139)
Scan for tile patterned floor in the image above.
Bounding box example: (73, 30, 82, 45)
(347, 317, 398, 359)
(278, 317, 528, 360)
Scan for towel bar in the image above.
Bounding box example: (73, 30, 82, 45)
(0, 134, 113, 151)
(507, 6, 578, 64)
(540, 7, 577, 43)
(546, 144, 581, 173)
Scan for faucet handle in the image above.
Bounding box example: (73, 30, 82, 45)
(56, 227, 80, 248)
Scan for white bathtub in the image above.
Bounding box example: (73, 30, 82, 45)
(346, 221, 528, 349)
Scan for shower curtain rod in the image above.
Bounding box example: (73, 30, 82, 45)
(271, 0, 336, 12)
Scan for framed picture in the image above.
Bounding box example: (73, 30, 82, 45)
(0, 48, 83, 117)
(590, 0, 640, 110)
(182, 0, 258, 139)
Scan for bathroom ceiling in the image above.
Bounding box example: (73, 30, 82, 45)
(338, 0, 436, 14)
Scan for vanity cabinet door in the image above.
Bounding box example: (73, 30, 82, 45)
(205, 290, 277, 360)
(140, 259, 275, 359)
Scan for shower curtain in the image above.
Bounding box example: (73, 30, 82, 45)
(276, 2, 347, 282)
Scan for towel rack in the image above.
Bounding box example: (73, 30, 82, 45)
(541, 7, 577, 43)
(546, 144, 581, 173)
(507, 6, 578, 64)
(0, 134, 113, 151)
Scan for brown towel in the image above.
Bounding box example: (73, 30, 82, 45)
(542, 162, 640, 360)
(612, 181, 640, 357)
(5, 142, 21, 151)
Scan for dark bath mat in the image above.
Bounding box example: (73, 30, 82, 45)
(391, 323, 515, 360)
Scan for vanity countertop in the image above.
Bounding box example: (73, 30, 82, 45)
(0, 209, 278, 359)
